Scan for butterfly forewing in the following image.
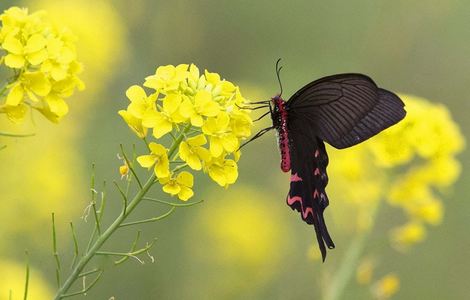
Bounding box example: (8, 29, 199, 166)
(286, 74, 406, 149)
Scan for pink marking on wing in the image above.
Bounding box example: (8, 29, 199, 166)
(314, 168, 320, 176)
(314, 149, 320, 157)
(287, 196, 314, 220)
(287, 195, 302, 205)
(313, 189, 319, 199)
(290, 173, 303, 182)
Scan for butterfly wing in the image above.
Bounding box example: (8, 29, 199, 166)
(286, 73, 406, 149)
(287, 118, 335, 261)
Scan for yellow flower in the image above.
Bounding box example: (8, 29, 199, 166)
(136, 142, 170, 178)
(119, 163, 129, 179)
(373, 274, 400, 300)
(2, 33, 48, 68)
(0, 6, 84, 124)
(144, 64, 189, 92)
(180, 90, 220, 127)
(230, 109, 253, 138)
(390, 222, 426, 250)
(356, 259, 375, 285)
(205, 156, 238, 187)
(118, 110, 147, 138)
(5, 72, 51, 106)
(142, 93, 185, 138)
(179, 134, 211, 170)
(125, 85, 156, 119)
(0, 103, 28, 123)
(202, 112, 239, 157)
(159, 171, 194, 201)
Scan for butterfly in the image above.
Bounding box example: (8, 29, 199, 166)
(243, 60, 406, 261)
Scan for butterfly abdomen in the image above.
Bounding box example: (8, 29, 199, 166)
(272, 96, 291, 172)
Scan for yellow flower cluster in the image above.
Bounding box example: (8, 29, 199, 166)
(329, 94, 464, 249)
(119, 64, 253, 201)
(0, 6, 84, 123)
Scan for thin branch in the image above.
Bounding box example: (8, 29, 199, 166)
(60, 271, 103, 298)
(23, 251, 30, 300)
(69, 222, 79, 269)
(0, 131, 35, 137)
(91, 202, 101, 235)
(119, 206, 176, 227)
(120, 144, 143, 189)
(96, 238, 158, 265)
(51, 213, 61, 287)
(143, 197, 204, 207)
(114, 231, 142, 265)
(98, 181, 107, 222)
(78, 268, 101, 278)
(113, 180, 128, 217)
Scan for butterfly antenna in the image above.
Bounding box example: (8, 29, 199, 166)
(238, 126, 274, 150)
(275, 58, 283, 96)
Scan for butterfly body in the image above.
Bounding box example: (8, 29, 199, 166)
(261, 72, 406, 261)
(271, 96, 291, 172)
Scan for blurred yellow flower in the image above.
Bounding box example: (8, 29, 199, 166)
(0, 6, 84, 123)
(372, 273, 400, 299)
(159, 171, 194, 201)
(28, 0, 127, 100)
(390, 222, 426, 250)
(0, 259, 52, 300)
(356, 259, 375, 285)
(0, 118, 85, 251)
(329, 94, 464, 250)
(137, 142, 170, 179)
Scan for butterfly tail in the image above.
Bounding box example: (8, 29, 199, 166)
(313, 211, 335, 262)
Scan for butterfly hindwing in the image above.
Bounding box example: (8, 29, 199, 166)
(286, 74, 406, 149)
(286, 122, 335, 261)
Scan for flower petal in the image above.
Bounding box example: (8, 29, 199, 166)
(4, 54, 25, 68)
(136, 155, 156, 168)
(6, 84, 24, 106)
(177, 171, 194, 187)
(178, 187, 194, 201)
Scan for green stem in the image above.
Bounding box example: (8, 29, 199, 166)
(53, 124, 192, 299)
(323, 200, 381, 300)
(0, 131, 36, 138)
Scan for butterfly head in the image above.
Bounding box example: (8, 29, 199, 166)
(270, 95, 287, 129)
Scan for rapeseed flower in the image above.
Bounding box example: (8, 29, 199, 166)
(159, 171, 194, 201)
(120, 63, 253, 199)
(0, 6, 84, 123)
(137, 142, 170, 179)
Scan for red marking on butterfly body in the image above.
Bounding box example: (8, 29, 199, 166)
(273, 96, 291, 172)
(314, 168, 320, 176)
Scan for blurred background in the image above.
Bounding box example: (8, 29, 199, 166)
(0, 0, 468, 299)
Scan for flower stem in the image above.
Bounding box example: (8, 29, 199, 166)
(322, 200, 381, 300)
(54, 125, 191, 299)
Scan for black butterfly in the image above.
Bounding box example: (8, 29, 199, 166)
(243, 61, 406, 261)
